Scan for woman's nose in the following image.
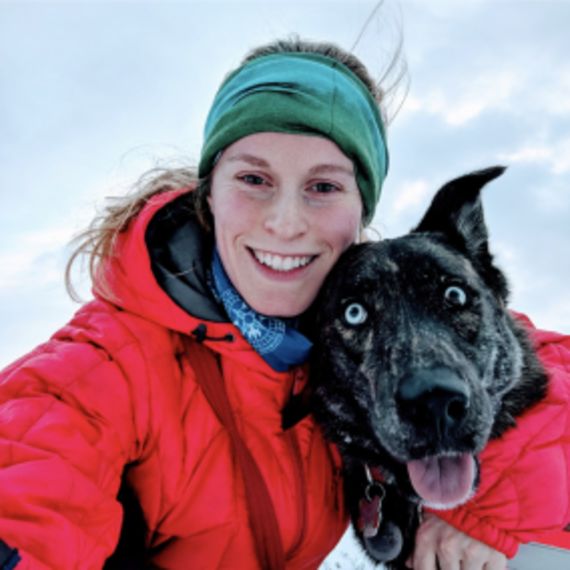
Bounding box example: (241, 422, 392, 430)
(263, 190, 309, 239)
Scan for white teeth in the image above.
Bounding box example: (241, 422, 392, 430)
(253, 250, 312, 272)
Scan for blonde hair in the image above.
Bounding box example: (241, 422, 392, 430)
(65, 37, 402, 301)
(65, 168, 210, 301)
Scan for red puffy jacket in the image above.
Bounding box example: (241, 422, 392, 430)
(0, 190, 347, 569)
(1, 189, 569, 567)
(431, 316, 570, 557)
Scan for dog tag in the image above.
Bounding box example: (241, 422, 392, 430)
(357, 482, 385, 538)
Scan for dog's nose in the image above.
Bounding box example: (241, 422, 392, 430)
(397, 367, 470, 436)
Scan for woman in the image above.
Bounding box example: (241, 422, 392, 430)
(0, 38, 568, 570)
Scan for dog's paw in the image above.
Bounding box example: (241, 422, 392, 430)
(363, 520, 403, 563)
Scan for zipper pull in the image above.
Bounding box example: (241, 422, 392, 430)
(191, 324, 234, 343)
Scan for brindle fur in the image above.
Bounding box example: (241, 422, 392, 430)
(285, 167, 548, 568)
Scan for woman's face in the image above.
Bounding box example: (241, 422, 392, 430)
(208, 132, 363, 317)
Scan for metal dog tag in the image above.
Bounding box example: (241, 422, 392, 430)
(357, 481, 385, 538)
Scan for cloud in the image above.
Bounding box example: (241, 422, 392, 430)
(391, 179, 431, 214)
(401, 69, 522, 127)
(499, 136, 570, 175)
(0, 227, 72, 291)
(372, 177, 432, 235)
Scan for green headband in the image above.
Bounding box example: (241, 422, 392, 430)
(198, 52, 389, 223)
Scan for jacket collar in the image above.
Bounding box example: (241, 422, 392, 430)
(94, 188, 294, 375)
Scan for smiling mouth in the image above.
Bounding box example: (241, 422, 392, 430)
(249, 248, 316, 272)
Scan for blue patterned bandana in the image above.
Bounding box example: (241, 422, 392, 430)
(210, 248, 313, 372)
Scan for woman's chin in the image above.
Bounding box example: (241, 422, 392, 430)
(253, 305, 307, 319)
(247, 295, 313, 319)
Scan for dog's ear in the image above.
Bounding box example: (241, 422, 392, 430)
(413, 166, 509, 300)
(413, 166, 506, 245)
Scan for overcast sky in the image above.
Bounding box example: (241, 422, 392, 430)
(1, 0, 568, 352)
(0, 1, 568, 566)
(1, 0, 569, 355)
(0, 0, 570, 342)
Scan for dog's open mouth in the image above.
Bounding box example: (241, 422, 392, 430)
(406, 453, 476, 509)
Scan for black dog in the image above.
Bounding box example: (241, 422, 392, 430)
(285, 167, 548, 568)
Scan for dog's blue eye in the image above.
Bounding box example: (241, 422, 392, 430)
(444, 285, 467, 307)
(344, 303, 368, 325)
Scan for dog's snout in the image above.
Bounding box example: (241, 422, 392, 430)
(397, 367, 470, 436)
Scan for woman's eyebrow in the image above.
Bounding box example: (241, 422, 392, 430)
(307, 164, 354, 176)
(227, 153, 270, 167)
(226, 154, 353, 176)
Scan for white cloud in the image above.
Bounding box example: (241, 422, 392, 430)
(499, 136, 570, 175)
(500, 145, 552, 165)
(400, 70, 522, 126)
(370, 178, 432, 237)
(391, 179, 431, 214)
(0, 227, 73, 291)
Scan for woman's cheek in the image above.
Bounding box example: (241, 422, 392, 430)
(330, 208, 363, 250)
(212, 186, 260, 223)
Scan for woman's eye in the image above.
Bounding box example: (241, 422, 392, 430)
(344, 303, 368, 325)
(239, 174, 266, 186)
(310, 182, 340, 194)
(444, 285, 468, 307)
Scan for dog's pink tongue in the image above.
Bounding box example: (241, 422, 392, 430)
(407, 454, 475, 508)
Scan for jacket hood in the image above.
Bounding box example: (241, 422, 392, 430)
(94, 189, 274, 369)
